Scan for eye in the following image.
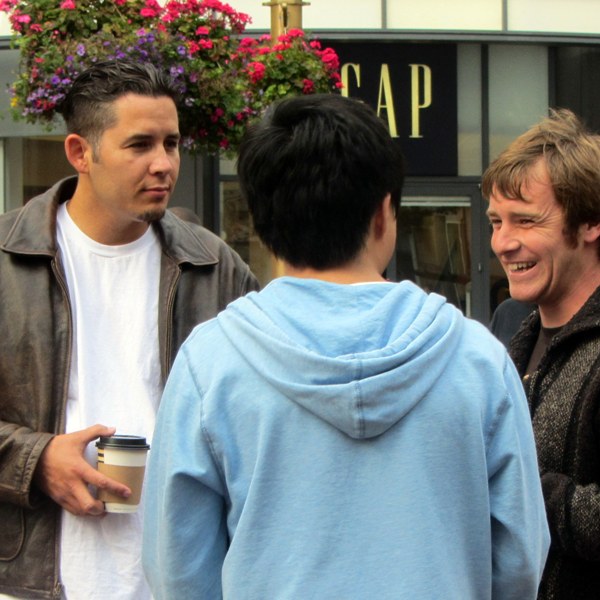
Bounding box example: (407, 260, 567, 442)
(130, 141, 151, 150)
(488, 218, 501, 230)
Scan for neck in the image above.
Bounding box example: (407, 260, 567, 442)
(67, 189, 150, 246)
(283, 260, 388, 285)
(539, 267, 600, 328)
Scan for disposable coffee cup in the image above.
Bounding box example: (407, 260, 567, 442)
(96, 435, 150, 513)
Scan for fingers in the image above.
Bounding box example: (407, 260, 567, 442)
(33, 425, 130, 517)
(77, 424, 117, 446)
(87, 462, 132, 501)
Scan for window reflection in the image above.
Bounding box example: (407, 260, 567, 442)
(396, 198, 472, 316)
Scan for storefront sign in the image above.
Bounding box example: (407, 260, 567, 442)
(325, 42, 458, 176)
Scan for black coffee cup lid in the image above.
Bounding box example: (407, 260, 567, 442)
(96, 435, 150, 450)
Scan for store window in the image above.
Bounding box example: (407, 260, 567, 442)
(395, 196, 472, 315)
(1, 137, 73, 213)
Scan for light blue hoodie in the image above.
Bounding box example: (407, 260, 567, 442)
(143, 278, 549, 599)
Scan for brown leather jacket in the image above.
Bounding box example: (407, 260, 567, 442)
(0, 177, 259, 598)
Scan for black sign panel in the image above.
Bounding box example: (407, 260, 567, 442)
(324, 42, 458, 176)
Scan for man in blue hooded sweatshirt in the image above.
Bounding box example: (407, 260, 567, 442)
(142, 94, 549, 599)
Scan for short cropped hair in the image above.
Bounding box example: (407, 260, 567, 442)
(59, 60, 179, 156)
(236, 94, 405, 270)
(482, 108, 600, 246)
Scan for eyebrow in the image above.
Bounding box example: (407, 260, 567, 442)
(486, 207, 537, 219)
(123, 132, 181, 144)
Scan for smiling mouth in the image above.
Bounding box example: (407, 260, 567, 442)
(508, 261, 535, 273)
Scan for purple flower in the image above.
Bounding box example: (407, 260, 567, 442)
(76, 44, 86, 56)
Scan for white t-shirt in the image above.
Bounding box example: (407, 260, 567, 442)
(55, 202, 162, 599)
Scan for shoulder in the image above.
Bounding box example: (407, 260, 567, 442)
(158, 210, 260, 291)
(490, 299, 536, 347)
(160, 210, 244, 264)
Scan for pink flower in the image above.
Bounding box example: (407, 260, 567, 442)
(196, 26, 210, 35)
(140, 0, 161, 18)
(198, 39, 213, 50)
(0, 0, 18, 10)
(60, 0, 76, 9)
(319, 48, 339, 70)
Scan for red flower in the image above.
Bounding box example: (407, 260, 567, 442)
(247, 61, 266, 83)
(302, 78, 315, 94)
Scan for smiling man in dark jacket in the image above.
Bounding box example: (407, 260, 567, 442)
(484, 108, 600, 600)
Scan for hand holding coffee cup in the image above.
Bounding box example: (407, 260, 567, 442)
(96, 435, 150, 513)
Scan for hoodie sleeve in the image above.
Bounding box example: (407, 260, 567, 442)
(143, 346, 227, 600)
(487, 354, 550, 600)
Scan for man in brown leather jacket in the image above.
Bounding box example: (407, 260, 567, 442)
(0, 60, 258, 599)
(483, 108, 600, 600)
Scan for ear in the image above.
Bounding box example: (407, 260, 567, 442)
(581, 221, 600, 244)
(372, 194, 394, 239)
(64, 134, 92, 174)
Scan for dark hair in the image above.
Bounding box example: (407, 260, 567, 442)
(482, 108, 600, 247)
(59, 60, 179, 154)
(237, 93, 405, 270)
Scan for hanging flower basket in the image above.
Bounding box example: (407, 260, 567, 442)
(0, 0, 342, 155)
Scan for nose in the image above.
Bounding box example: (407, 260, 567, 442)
(491, 222, 521, 256)
(149, 146, 176, 175)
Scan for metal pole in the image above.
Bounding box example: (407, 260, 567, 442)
(262, 0, 310, 39)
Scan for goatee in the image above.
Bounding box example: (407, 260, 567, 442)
(139, 208, 166, 223)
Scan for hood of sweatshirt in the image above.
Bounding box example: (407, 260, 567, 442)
(216, 277, 464, 440)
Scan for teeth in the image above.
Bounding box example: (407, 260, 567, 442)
(508, 262, 534, 272)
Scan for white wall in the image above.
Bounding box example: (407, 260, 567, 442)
(508, 0, 600, 34)
(0, 13, 11, 36)
(388, 0, 502, 30)
(228, 0, 600, 34)
(1, 1, 599, 36)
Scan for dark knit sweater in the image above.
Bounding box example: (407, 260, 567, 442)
(509, 287, 600, 600)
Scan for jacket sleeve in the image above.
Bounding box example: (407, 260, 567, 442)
(0, 422, 54, 507)
(541, 468, 600, 560)
(143, 344, 228, 599)
(488, 356, 550, 599)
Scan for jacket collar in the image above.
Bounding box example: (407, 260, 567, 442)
(1, 177, 75, 256)
(1, 176, 219, 267)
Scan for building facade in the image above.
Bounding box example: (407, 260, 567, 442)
(2, 0, 600, 322)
